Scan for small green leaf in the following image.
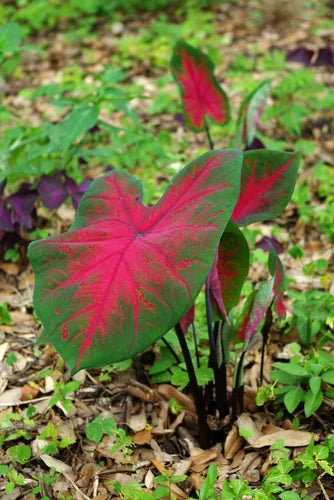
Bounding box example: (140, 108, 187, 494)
(284, 387, 304, 413)
(304, 390, 323, 417)
(309, 376, 321, 394)
(322, 370, 334, 384)
(9, 444, 31, 465)
(86, 419, 103, 443)
(273, 362, 308, 377)
(279, 492, 300, 500)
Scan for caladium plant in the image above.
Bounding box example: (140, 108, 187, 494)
(29, 150, 243, 372)
(27, 41, 302, 448)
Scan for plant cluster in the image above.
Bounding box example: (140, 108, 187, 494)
(27, 41, 305, 451)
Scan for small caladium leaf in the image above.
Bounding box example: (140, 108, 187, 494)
(180, 305, 195, 334)
(28, 149, 242, 372)
(268, 245, 286, 317)
(232, 149, 301, 226)
(171, 41, 230, 131)
(238, 279, 274, 346)
(215, 220, 249, 314)
(256, 236, 283, 254)
(234, 80, 271, 147)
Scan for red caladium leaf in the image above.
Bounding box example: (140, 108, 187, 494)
(232, 150, 301, 226)
(171, 41, 230, 131)
(237, 280, 274, 346)
(179, 305, 195, 334)
(215, 220, 249, 314)
(268, 245, 286, 317)
(28, 150, 242, 372)
(234, 80, 271, 147)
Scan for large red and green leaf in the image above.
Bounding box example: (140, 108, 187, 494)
(268, 245, 286, 317)
(171, 41, 230, 131)
(237, 279, 274, 347)
(215, 220, 249, 314)
(232, 150, 301, 226)
(28, 150, 242, 372)
(234, 80, 271, 147)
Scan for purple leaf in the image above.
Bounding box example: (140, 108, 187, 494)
(313, 47, 334, 67)
(256, 236, 283, 254)
(0, 199, 14, 232)
(244, 137, 265, 151)
(7, 184, 38, 229)
(286, 47, 313, 65)
(37, 173, 68, 210)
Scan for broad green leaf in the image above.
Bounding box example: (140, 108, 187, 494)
(273, 362, 308, 377)
(48, 104, 99, 153)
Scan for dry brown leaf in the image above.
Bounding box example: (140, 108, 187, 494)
(0, 262, 19, 275)
(157, 384, 195, 413)
(132, 428, 152, 445)
(21, 383, 39, 401)
(224, 425, 244, 460)
(40, 454, 73, 474)
(237, 413, 262, 444)
(144, 469, 155, 489)
(0, 387, 22, 407)
(191, 449, 219, 465)
(252, 430, 315, 448)
(128, 408, 147, 432)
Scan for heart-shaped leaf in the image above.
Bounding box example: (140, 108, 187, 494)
(234, 80, 271, 148)
(28, 150, 242, 372)
(215, 220, 249, 314)
(232, 150, 301, 226)
(171, 41, 230, 131)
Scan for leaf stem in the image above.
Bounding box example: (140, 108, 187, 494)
(204, 117, 214, 150)
(260, 306, 273, 385)
(205, 282, 226, 418)
(175, 322, 210, 448)
(192, 322, 200, 369)
(231, 350, 246, 421)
